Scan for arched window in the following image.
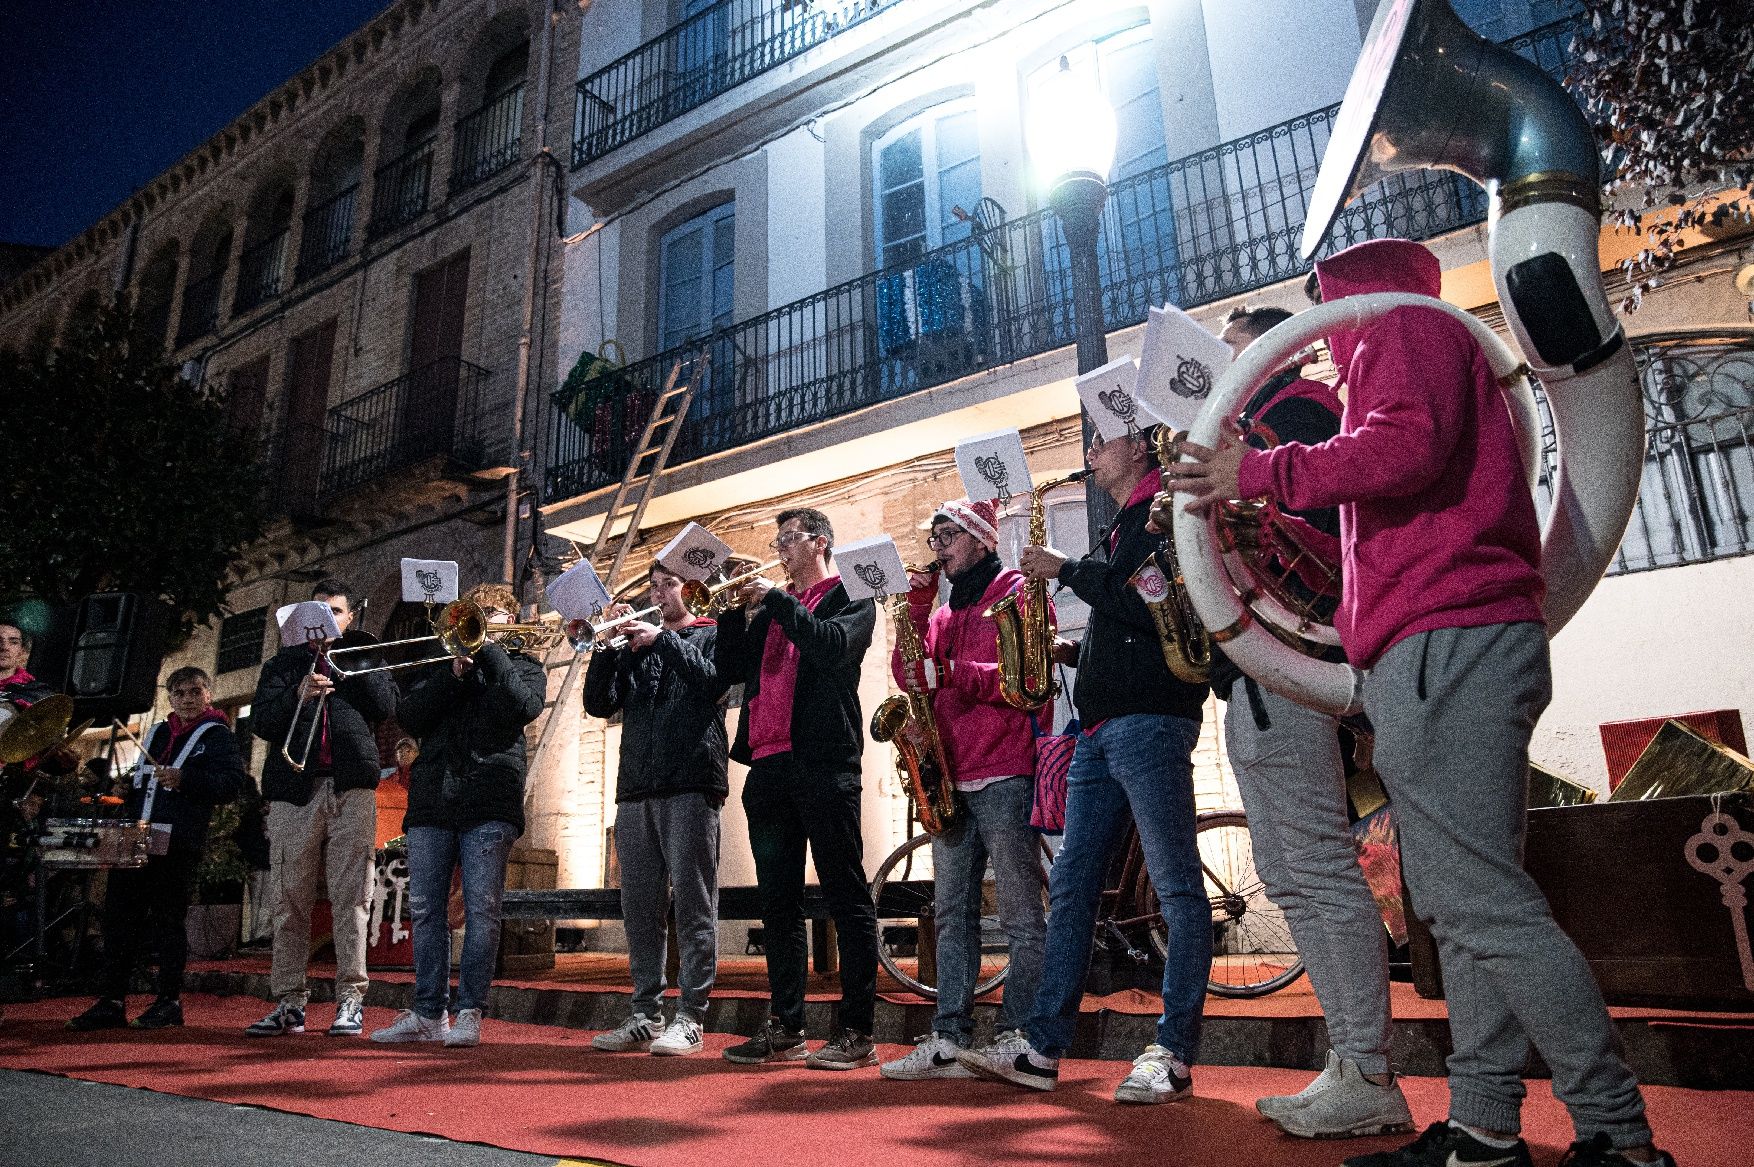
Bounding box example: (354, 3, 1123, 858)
(871, 101, 981, 271)
(302, 120, 365, 281)
(135, 244, 180, 353)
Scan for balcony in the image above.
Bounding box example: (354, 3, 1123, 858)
(174, 270, 224, 347)
(297, 186, 357, 282)
(452, 83, 526, 193)
(320, 358, 494, 499)
(233, 230, 288, 315)
(573, 0, 903, 167)
(368, 139, 436, 239)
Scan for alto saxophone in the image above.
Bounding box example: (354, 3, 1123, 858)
(870, 588, 960, 835)
(1140, 429, 1212, 684)
(984, 471, 1086, 711)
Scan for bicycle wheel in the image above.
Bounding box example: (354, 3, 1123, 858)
(1146, 809, 1306, 997)
(870, 831, 1051, 1000)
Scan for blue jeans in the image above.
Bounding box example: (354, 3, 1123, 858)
(406, 821, 520, 1018)
(1028, 713, 1207, 1061)
(930, 775, 1046, 1040)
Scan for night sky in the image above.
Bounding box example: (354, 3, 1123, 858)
(0, 1, 395, 249)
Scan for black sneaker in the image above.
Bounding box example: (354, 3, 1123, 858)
(244, 1000, 306, 1037)
(66, 999, 128, 1032)
(1559, 1133, 1677, 1167)
(131, 997, 184, 1029)
(804, 1028, 878, 1071)
(722, 1019, 809, 1065)
(1344, 1123, 1533, 1167)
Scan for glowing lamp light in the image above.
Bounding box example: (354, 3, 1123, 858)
(1025, 56, 1117, 189)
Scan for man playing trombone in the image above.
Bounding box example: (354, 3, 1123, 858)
(584, 561, 729, 1057)
(247, 578, 396, 1039)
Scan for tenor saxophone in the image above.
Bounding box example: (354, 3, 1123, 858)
(985, 471, 1086, 711)
(1140, 429, 1212, 684)
(870, 589, 960, 835)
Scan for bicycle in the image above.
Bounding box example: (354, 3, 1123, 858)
(870, 808, 1305, 1000)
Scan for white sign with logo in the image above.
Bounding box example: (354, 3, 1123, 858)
(1075, 355, 1145, 442)
(1136, 303, 1232, 433)
(399, 558, 459, 605)
(546, 561, 613, 623)
(954, 429, 1033, 504)
(657, 522, 734, 582)
(832, 535, 911, 600)
(276, 601, 342, 648)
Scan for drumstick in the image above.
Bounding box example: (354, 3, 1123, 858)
(111, 717, 161, 767)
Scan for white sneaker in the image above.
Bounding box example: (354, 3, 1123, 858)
(1113, 1044, 1194, 1104)
(650, 1016, 704, 1056)
(879, 1034, 975, 1081)
(954, 1034, 1058, 1092)
(591, 1012, 662, 1052)
(1270, 1055, 1413, 1139)
(370, 1009, 448, 1043)
(1257, 1048, 1344, 1121)
(444, 1008, 482, 1048)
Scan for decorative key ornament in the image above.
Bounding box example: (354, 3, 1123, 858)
(1683, 809, 1754, 992)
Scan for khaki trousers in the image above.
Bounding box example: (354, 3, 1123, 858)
(267, 779, 377, 1005)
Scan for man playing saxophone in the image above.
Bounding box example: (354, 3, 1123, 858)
(877, 498, 1047, 1082)
(960, 426, 1210, 1105)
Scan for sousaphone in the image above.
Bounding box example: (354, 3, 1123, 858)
(1169, 0, 1643, 715)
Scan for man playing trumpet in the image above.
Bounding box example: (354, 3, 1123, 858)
(878, 498, 1048, 1081)
(715, 508, 880, 1070)
(584, 561, 729, 1057)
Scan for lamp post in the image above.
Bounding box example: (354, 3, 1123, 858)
(1027, 56, 1118, 544)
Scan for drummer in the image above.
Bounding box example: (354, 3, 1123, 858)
(66, 667, 247, 1032)
(0, 620, 57, 710)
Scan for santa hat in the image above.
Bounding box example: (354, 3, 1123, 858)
(934, 497, 1000, 551)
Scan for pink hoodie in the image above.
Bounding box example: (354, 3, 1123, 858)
(1235, 238, 1544, 668)
(891, 566, 1044, 789)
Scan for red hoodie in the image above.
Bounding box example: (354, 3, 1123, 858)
(1235, 238, 1544, 668)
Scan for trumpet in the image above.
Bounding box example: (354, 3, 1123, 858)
(564, 558, 784, 652)
(280, 599, 556, 771)
(678, 557, 783, 616)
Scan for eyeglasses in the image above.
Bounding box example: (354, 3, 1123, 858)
(924, 528, 965, 550)
(769, 530, 817, 551)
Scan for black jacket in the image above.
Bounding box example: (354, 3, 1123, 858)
(715, 582, 876, 774)
(251, 631, 398, 806)
(1, 672, 57, 707)
(583, 620, 729, 803)
(398, 641, 546, 834)
(1059, 488, 1209, 725)
(128, 715, 247, 854)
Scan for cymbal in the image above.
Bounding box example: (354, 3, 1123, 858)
(0, 694, 74, 764)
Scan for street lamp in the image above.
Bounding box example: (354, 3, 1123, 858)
(1027, 55, 1118, 542)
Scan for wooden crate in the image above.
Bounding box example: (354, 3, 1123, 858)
(498, 845, 558, 973)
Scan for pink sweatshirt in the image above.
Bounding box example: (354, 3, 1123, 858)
(891, 566, 1044, 788)
(1235, 238, 1544, 668)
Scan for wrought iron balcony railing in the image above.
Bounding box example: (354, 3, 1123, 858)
(574, 0, 903, 167)
(321, 357, 493, 499)
(297, 186, 357, 282)
(544, 15, 1577, 496)
(233, 230, 289, 315)
(368, 138, 436, 239)
(175, 270, 224, 347)
(453, 83, 526, 193)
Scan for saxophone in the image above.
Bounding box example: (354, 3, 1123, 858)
(985, 471, 1086, 711)
(1140, 429, 1212, 684)
(870, 587, 960, 835)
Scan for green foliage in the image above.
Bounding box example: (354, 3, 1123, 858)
(197, 800, 249, 898)
(1572, 0, 1754, 309)
(0, 304, 271, 632)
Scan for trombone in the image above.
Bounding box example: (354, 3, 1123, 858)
(279, 598, 557, 772)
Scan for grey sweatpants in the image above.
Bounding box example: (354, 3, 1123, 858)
(1365, 622, 1650, 1148)
(615, 791, 721, 1022)
(1225, 681, 1393, 1075)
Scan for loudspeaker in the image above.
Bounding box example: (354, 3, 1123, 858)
(65, 593, 170, 720)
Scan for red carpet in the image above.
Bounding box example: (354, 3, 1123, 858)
(3, 994, 1748, 1167)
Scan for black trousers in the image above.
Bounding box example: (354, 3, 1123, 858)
(742, 753, 878, 1034)
(100, 847, 200, 1001)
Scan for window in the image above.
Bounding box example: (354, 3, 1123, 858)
(1026, 28, 1165, 184)
(872, 103, 981, 271)
(216, 607, 269, 674)
(657, 203, 735, 353)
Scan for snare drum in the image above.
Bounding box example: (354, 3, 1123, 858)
(39, 817, 151, 869)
